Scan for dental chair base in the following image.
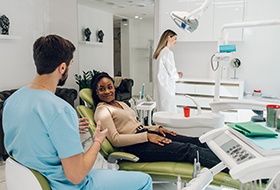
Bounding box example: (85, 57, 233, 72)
(153, 111, 224, 137)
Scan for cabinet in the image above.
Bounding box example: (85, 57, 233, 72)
(158, 0, 246, 42)
(176, 78, 244, 122)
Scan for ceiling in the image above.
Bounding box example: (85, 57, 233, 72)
(78, 0, 155, 25)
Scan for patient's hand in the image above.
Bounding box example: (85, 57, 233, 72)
(147, 133, 172, 146)
(78, 118, 90, 134)
(158, 126, 177, 137)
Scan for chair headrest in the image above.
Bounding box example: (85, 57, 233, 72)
(79, 88, 93, 106)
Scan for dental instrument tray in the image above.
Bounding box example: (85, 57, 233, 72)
(199, 125, 280, 183)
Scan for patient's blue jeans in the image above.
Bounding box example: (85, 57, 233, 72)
(121, 133, 221, 169)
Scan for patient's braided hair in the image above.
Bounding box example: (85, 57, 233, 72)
(91, 72, 115, 107)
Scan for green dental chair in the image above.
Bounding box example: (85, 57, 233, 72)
(76, 88, 241, 189)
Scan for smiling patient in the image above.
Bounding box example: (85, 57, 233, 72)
(91, 72, 223, 168)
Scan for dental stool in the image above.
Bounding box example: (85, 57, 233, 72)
(5, 157, 51, 190)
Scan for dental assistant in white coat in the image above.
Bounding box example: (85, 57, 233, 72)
(153, 29, 183, 113)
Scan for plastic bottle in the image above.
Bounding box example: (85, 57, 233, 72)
(252, 89, 262, 97)
(177, 174, 182, 190)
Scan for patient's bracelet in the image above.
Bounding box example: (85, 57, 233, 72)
(94, 139, 102, 147)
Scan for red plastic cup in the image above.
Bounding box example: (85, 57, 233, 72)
(183, 107, 190, 118)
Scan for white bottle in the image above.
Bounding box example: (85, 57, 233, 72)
(177, 174, 182, 190)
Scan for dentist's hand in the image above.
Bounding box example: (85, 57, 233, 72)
(158, 126, 177, 137)
(78, 118, 90, 134)
(147, 133, 172, 146)
(93, 121, 108, 145)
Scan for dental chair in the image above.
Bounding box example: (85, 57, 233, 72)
(5, 156, 51, 190)
(76, 88, 241, 189)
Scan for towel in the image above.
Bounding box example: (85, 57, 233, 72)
(227, 121, 278, 137)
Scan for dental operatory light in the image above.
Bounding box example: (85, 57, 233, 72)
(170, 0, 213, 33)
(170, 11, 199, 33)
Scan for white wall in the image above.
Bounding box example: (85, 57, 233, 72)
(77, 4, 114, 76)
(164, 0, 280, 97)
(49, 0, 79, 91)
(0, 0, 79, 92)
(129, 18, 154, 96)
(121, 19, 130, 78)
(0, 0, 50, 90)
(0, 0, 114, 106)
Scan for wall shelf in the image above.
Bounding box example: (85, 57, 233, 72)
(78, 41, 103, 46)
(0, 34, 21, 40)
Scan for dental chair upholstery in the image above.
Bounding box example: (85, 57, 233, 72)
(5, 157, 50, 190)
(76, 88, 241, 188)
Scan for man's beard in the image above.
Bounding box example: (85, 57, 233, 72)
(58, 67, 68, 86)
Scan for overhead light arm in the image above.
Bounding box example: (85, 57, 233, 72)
(217, 20, 280, 51)
(170, 0, 213, 33)
(214, 19, 280, 101)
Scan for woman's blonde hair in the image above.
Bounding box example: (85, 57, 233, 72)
(153, 29, 177, 59)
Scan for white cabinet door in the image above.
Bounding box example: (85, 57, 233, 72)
(176, 82, 196, 94)
(175, 78, 244, 122)
(176, 95, 196, 107)
(219, 85, 240, 98)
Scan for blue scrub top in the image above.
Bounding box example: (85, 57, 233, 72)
(3, 87, 90, 189)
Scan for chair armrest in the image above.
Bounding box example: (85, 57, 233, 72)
(108, 152, 139, 163)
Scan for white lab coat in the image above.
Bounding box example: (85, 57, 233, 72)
(154, 46, 179, 113)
